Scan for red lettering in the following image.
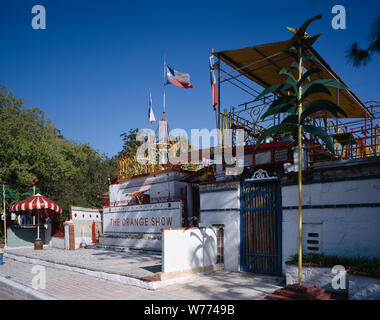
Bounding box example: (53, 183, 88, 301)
(166, 217, 172, 226)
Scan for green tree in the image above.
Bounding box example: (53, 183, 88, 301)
(0, 185, 19, 206)
(120, 128, 142, 155)
(0, 84, 117, 220)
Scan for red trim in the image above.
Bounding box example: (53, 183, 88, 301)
(212, 83, 217, 110)
(170, 77, 194, 89)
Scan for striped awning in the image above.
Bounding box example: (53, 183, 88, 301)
(9, 193, 62, 216)
(126, 190, 149, 197)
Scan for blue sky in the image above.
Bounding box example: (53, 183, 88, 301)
(1, 0, 379, 156)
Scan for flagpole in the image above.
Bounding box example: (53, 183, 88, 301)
(163, 55, 166, 116)
(2, 181, 7, 248)
(211, 49, 218, 129)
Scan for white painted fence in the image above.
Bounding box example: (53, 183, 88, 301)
(162, 227, 218, 274)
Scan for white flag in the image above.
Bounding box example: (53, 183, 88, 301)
(148, 93, 155, 124)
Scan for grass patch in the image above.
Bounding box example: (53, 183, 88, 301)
(289, 253, 380, 278)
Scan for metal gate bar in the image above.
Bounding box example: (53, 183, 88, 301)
(240, 179, 282, 275)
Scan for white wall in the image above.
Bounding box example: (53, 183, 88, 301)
(71, 206, 102, 222)
(69, 206, 103, 248)
(199, 183, 241, 271)
(109, 170, 187, 206)
(162, 227, 217, 273)
(282, 178, 380, 207)
(200, 188, 240, 212)
(282, 178, 380, 274)
(50, 236, 65, 249)
(200, 211, 240, 271)
(99, 236, 162, 250)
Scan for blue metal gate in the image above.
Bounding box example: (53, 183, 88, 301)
(240, 178, 282, 275)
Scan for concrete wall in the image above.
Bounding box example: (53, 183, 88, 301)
(100, 201, 182, 250)
(63, 221, 102, 249)
(110, 170, 187, 207)
(70, 206, 102, 222)
(99, 236, 162, 251)
(162, 227, 218, 273)
(63, 206, 104, 248)
(286, 263, 380, 299)
(73, 221, 93, 248)
(199, 181, 240, 271)
(286, 263, 348, 294)
(50, 236, 65, 249)
(282, 178, 380, 273)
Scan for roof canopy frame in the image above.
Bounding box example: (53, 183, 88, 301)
(214, 40, 374, 121)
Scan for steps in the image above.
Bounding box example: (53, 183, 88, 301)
(266, 284, 332, 300)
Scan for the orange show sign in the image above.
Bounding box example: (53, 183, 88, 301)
(109, 216, 173, 227)
(103, 202, 181, 234)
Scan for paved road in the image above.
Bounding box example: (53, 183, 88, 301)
(0, 258, 284, 300)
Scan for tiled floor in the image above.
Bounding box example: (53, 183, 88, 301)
(0, 258, 284, 300)
(4, 246, 162, 278)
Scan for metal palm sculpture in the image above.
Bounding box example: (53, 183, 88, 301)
(254, 14, 348, 285)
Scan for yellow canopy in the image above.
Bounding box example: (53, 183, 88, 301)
(214, 40, 372, 119)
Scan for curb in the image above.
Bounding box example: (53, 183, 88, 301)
(4, 252, 216, 291)
(0, 275, 57, 300)
(4, 252, 155, 290)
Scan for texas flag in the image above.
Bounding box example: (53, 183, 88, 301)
(165, 65, 194, 89)
(209, 56, 218, 111)
(148, 93, 155, 124)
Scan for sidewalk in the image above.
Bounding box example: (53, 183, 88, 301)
(0, 257, 284, 300)
(4, 246, 162, 278)
(4, 246, 164, 289)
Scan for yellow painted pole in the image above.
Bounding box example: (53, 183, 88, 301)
(33, 183, 36, 225)
(297, 44, 303, 286)
(2, 183, 6, 248)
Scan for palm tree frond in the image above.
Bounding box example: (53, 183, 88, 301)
(346, 42, 372, 67)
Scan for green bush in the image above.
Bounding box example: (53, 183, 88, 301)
(289, 253, 380, 277)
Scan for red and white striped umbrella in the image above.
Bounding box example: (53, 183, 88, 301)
(9, 193, 62, 218)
